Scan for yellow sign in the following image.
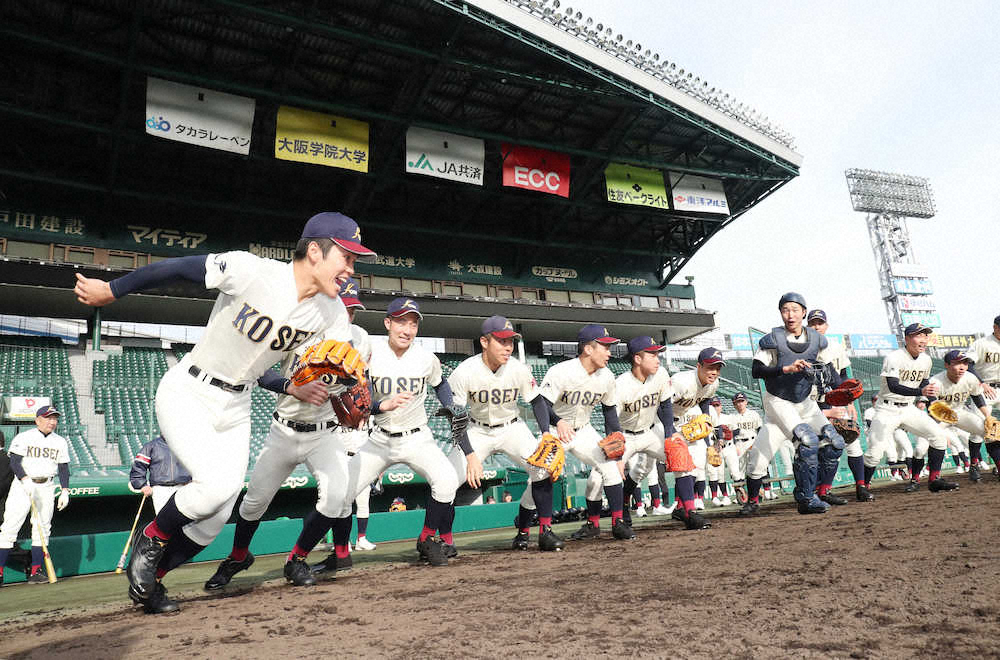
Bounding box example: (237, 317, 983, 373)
(274, 106, 369, 172)
(604, 163, 668, 209)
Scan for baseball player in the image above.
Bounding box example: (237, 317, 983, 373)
(438, 315, 563, 552)
(584, 336, 675, 527)
(535, 325, 633, 541)
(863, 323, 955, 495)
(203, 276, 370, 590)
(129, 436, 192, 512)
(965, 316, 1000, 477)
(742, 293, 845, 516)
(705, 396, 733, 506)
(720, 392, 762, 504)
(74, 211, 370, 613)
(0, 406, 70, 586)
(324, 297, 461, 568)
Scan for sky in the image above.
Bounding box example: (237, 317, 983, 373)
(567, 0, 1000, 336)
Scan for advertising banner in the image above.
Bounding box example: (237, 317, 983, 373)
(898, 295, 936, 311)
(730, 334, 752, 351)
(3, 396, 52, 421)
(893, 277, 933, 295)
(501, 143, 570, 197)
(405, 127, 484, 185)
(668, 172, 729, 214)
(145, 77, 255, 155)
(928, 334, 976, 349)
(900, 311, 941, 328)
(850, 334, 899, 350)
(275, 106, 369, 172)
(890, 262, 928, 278)
(604, 163, 669, 209)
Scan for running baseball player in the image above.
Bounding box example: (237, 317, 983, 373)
(705, 396, 733, 506)
(441, 316, 563, 552)
(584, 336, 674, 527)
(129, 436, 192, 512)
(535, 325, 633, 541)
(720, 392, 762, 504)
(0, 406, 70, 585)
(202, 276, 370, 590)
(324, 298, 461, 567)
(742, 293, 845, 516)
(863, 323, 955, 495)
(965, 316, 1000, 477)
(74, 211, 370, 613)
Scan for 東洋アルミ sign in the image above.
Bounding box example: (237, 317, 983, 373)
(501, 144, 570, 198)
(669, 172, 729, 214)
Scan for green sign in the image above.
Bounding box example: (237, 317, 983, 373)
(604, 163, 670, 210)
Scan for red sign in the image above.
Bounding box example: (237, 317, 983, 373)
(501, 144, 570, 198)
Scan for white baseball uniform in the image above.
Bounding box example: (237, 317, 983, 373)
(537, 357, 621, 490)
(928, 370, 988, 437)
(864, 348, 946, 469)
(336, 325, 376, 518)
(336, 338, 458, 517)
(0, 428, 69, 550)
(668, 369, 719, 482)
(154, 251, 348, 546)
(718, 408, 762, 482)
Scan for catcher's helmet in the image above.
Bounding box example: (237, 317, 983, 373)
(778, 292, 807, 310)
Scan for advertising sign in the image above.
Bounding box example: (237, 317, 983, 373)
(145, 77, 255, 155)
(405, 127, 484, 185)
(893, 277, 933, 295)
(668, 172, 729, 214)
(501, 144, 570, 197)
(275, 106, 369, 172)
(3, 396, 52, 421)
(890, 262, 928, 278)
(899, 295, 936, 311)
(850, 334, 900, 350)
(604, 163, 669, 209)
(900, 311, 941, 328)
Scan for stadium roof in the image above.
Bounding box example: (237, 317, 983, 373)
(0, 0, 801, 337)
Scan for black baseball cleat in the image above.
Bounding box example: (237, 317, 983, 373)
(538, 526, 564, 552)
(685, 512, 711, 530)
(928, 479, 959, 493)
(512, 530, 530, 551)
(612, 518, 636, 540)
(416, 537, 448, 566)
(143, 581, 180, 615)
(671, 507, 687, 523)
(127, 532, 167, 602)
(310, 554, 339, 577)
(284, 555, 317, 586)
(797, 496, 829, 515)
(204, 553, 255, 591)
(819, 492, 848, 506)
(856, 485, 875, 502)
(568, 521, 600, 540)
(968, 464, 981, 482)
(904, 481, 920, 492)
(739, 501, 760, 516)
(27, 570, 49, 584)
(622, 508, 633, 528)
(443, 543, 458, 559)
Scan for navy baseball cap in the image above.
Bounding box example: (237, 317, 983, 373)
(301, 212, 376, 259)
(36, 405, 60, 417)
(627, 336, 665, 355)
(698, 347, 725, 365)
(904, 322, 933, 336)
(732, 392, 747, 402)
(944, 350, 972, 365)
(807, 309, 828, 323)
(481, 315, 520, 339)
(578, 324, 619, 345)
(709, 396, 721, 406)
(386, 297, 422, 320)
(340, 277, 364, 309)
(994, 315, 1000, 326)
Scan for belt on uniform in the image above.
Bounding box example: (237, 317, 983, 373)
(189, 365, 246, 393)
(623, 423, 656, 435)
(31, 476, 52, 484)
(347, 451, 356, 456)
(471, 418, 518, 429)
(273, 412, 338, 433)
(153, 481, 185, 487)
(883, 401, 908, 407)
(377, 426, 421, 438)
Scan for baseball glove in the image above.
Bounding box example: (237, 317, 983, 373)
(291, 339, 366, 387)
(716, 424, 734, 444)
(435, 405, 470, 445)
(928, 400, 958, 424)
(984, 416, 1000, 441)
(330, 381, 371, 430)
(680, 414, 713, 444)
(598, 431, 626, 459)
(824, 378, 864, 407)
(706, 445, 723, 467)
(830, 417, 860, 443)
(664, 434, 696, 472)
(526, 433, 566, 482)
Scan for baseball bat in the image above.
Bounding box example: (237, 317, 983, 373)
(29, 496, 58, 584)
(116, 493, 148, 574)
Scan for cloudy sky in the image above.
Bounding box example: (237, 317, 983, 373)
(567, 0, 1000, 335)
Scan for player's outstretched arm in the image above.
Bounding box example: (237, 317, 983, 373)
(656, 398, 675, 436)
(602, 404, 622, 434)
(75, 254, 208, 306)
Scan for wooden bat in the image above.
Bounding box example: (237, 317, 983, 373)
(28, 496, 57, 584)
(116, 493, 148, 574)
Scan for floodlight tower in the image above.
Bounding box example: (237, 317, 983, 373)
(844, 169, 937, 338)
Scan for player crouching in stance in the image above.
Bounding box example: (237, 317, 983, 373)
(748, 293, 845, 515)
(74, 212, 372, 613)
(443, 316, 564, 552)
(322, 298, 461, 568)
(863, 323, 956, 495)
(534, 325, 634, 541)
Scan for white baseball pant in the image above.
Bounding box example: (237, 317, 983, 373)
(864, 401, 948, 468)
(0, 479, 55, 549)
(586, 423, 665, 497)
(339, 427, 373, 515)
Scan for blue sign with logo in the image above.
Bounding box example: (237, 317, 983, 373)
(730, 333, 752, 351)
(850, 334, 899, 350)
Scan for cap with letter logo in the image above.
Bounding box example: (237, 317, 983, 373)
(732, 392, 748, 402)
(904, 322, 933, 336)
(697, 347, 725, 365)
(943, 350, 973, 365)
(481, 315, 521, 339)
(36, 405, 61, 417)
(626, 336, 665, 355)
(386, 297, 423, 320)
(709, 396, 721, 406)
(301, 212, 376, 259)
(340, 277, 364, 310)
(578, 324, 619, 344)
(807, 309, 827, 323)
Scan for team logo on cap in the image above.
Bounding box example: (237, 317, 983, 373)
(402, 299, 417, 310)
(352, 227, 361, 240)
(504, 320, 514, 330)
(343, 281, 358, 296)
(709, 349, 721, 360)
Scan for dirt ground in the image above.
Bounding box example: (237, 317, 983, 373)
(3, 480, 1000, 659)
